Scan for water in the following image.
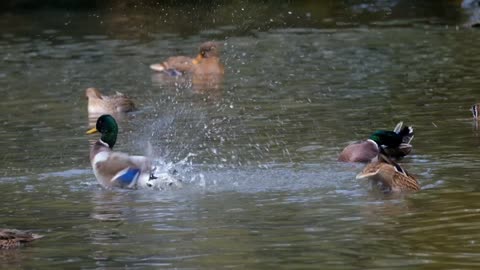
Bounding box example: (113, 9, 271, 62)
(1, 1, 480, 268)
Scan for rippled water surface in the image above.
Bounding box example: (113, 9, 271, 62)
(2, 1, 480, 269)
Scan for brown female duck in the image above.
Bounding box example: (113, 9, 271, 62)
(0, 229, 42, 249)
(85, 87, 136, 115)
(150, 41, 224, 77)
(356, 154, 420, 193)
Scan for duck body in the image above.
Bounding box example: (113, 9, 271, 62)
(89, 140, 153, 189)
(356, 154, 420, 193)
(149, 56, 195, 76)
(0, 229, 42, 249)
(85, 88, 136, 115)
(150, 41, 224, 78)
(338, 139, 379, 163)
(87, 115, 154, 189)
(192, 56, 224, 78)
(338, 122, 414, 163)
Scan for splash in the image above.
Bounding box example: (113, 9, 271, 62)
(140, 152, 197, 190)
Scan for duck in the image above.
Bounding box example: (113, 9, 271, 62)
(150, 41, 224, 77)
(471, 104, 479, 120)
(86, 114, 155, 189)
(0, 229, 42, 249)
(85, 87, 136, 116)
(356, 153, 420, 193)
(338, 122, 414, 163)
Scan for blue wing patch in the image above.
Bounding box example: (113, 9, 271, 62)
(115, 168, 140, 187)
(165, 69, 182, 77)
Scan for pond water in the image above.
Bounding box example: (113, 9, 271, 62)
(2, 0, 480, 269)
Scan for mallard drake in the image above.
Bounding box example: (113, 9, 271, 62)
(86, 114, 155, 189)
(338, 122, 414, 163)
(150, 41, 224, 77)
(85, 87, 136, 115)
(356, 154, 420, 193)
(0, 229, 42, 249)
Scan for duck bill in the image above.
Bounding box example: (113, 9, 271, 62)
(192, 54, 202, 65)
(86, 127, 98, 134)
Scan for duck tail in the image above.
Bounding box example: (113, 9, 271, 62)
(472, 104, 479, 120)
(397, 125, 414, 144)
(393, 121, 403, 133)
(150, 63, 182, 76)
(30, 233, 44, 241)
(150, 63, 166, 72)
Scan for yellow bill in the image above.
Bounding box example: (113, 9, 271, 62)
(86, 127, 98, 134)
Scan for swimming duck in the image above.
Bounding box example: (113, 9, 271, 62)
(0, 229, 42, 249)
(338, 122, 414, 163)
(356, 153, 420, 193)
(471, 104, 479, 120)
(86, 114, 155, 189)
(150, 41, 224, 77)
(85, 87, 136, 115)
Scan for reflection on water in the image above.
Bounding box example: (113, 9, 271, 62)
(151, 72, 224, 99)
(2, 0, 480, 269)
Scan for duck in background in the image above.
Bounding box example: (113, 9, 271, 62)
(471, 104, 479, 120)
(85, 87, 136, 116)
(191, 42, 224, 93)
(471, 104, 480, 129)
(461, 0, 480, 27)
(338, 122, 414, 163)
(0, 229, 42, 249)
(356, 153, 420, 193)
(150, 41, 224, 78)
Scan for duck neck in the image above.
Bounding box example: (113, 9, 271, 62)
(101, 131, 117, 149)
(366, 139, 379, 150)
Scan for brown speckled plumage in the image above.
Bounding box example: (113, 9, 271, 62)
(0, 229, 42, 249)
(356, 154, 420, 193)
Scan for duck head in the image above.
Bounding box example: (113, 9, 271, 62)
(86, 114, 118, 148)
(193, 41, 220, 64)
(85, 87, 103, 99)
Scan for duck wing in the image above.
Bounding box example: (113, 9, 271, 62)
(94, 152, 152, 188)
